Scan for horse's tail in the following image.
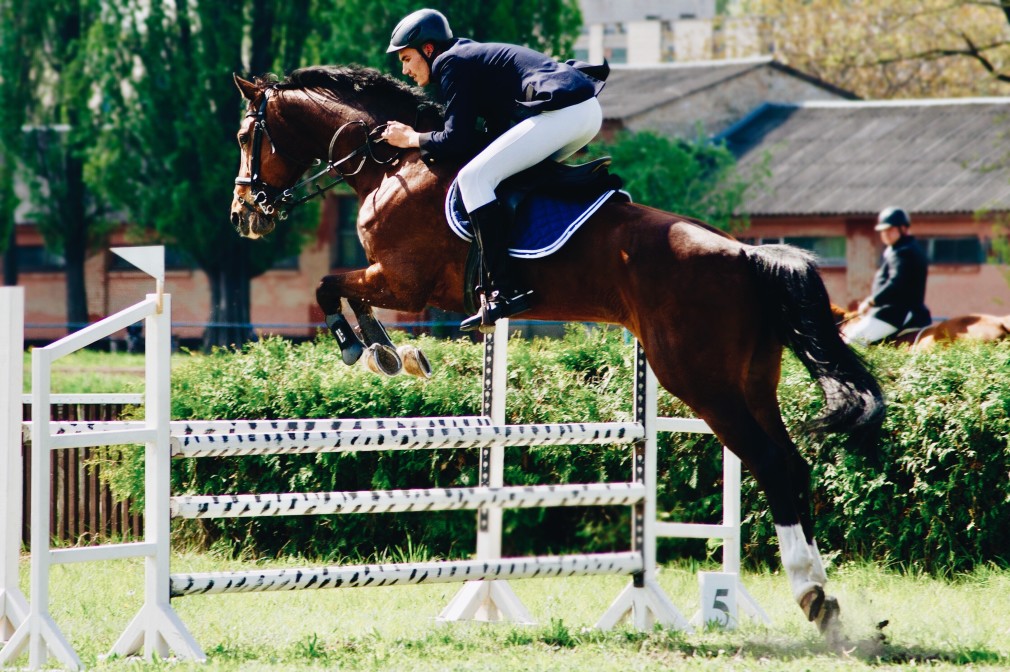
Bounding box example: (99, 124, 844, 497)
(745, 244, 885, 436)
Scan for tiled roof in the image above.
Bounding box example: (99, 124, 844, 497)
(600, 57, 855, 121)
(718, 99, 1010, 216)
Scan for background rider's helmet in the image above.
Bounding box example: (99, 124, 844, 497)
(875, 206, 911, 231)
(386, 9, 453, 53)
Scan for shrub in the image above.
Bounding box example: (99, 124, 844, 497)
(103, 328, 1010, 574)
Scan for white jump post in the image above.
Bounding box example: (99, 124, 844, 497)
(0, 287, 28, 642)
(438, 320, 534, 623)
(653, 419, 770, 625)
(441, 322, 690, 629)
(597, 347, 691, 629)
(0, 247, 202, 671)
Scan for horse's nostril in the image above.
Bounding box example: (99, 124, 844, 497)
(231, 211, 241, 230)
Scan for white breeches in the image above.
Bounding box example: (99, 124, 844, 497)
(457, 97, 603, 212)
(843, 314, 900, 345)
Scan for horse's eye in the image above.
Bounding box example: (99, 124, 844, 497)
(238, 133, 250, 145)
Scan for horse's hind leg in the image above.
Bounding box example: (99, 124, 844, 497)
(737, 342, 844, 639)
(704, 403, 840, 637)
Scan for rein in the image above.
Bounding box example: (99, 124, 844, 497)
(235, 87, 398, 220)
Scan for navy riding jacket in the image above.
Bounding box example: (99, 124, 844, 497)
(868, 235, 931, 328)
(417, 38, 606, 162)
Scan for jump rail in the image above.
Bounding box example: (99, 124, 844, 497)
(1, 248, 766, 670)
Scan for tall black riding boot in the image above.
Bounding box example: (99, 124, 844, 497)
(460, 201, 533, 333)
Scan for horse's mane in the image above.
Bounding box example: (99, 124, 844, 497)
(270, 65, 439, 119)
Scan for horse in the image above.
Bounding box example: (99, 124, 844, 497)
(907, 314, 1010, 350)
(833, 304, 1010, 351)
(230, 65, 885, 640)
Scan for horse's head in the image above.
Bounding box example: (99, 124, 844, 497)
(230, 75, 315, 239)
(230, 67, 442, 239)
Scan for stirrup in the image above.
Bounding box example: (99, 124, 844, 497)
(459, 290, 533, 333)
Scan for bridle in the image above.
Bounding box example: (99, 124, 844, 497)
(234, 87, 398, 221)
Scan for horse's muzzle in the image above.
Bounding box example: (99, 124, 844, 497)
(230, 199, 275, 239)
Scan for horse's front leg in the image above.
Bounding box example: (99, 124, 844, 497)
(348, 299, 431, 379)
(317, 296, 366, 367)
(316, 267, 432, 378)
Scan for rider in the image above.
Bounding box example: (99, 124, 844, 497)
(380, 8, 608, 332)
(845, 206, 931, 345)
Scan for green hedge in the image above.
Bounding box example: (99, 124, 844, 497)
(103, 327, 1010, 573)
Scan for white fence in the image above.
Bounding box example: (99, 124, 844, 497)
(0, 247, 765, 670)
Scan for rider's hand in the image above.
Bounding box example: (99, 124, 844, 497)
(382, 121, 420, 149)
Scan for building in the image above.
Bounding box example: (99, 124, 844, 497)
(720, 98, 1010, 317)
(599, 57, 856, 140)
(573, 0, 770, 64)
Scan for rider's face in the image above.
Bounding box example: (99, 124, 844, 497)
(399, 46, 432, 87)
(879, 226, 903, 246)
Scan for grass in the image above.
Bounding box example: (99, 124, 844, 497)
(7, 555, 1009, 670)
(22, 350, 155, 394)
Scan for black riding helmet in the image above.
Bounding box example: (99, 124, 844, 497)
(386, 9, 453, 54)
(875, 206, 911, 231)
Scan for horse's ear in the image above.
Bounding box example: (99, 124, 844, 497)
(234, 74, 258, 101)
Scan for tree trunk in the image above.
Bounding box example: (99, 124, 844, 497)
(62, 151, 89, 333)
(2, 223, 16, 286)
(202, 237, 254, 350)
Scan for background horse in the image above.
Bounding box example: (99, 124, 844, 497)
(230, 66, 884, 640)
(833, 304, 1010, 351)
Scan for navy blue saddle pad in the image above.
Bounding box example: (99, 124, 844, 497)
(445, 178, 629, 259)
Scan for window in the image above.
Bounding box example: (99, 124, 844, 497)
(573, 48, 589, 61)
(922, 236, 985, 265)
(331, 195, 368, 269)
(607, 47, 627, 64)
(743, 236, 847, 267)
(16, 245, 65, 272)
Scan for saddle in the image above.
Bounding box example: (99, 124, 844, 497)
(446, 157, 629, 314)
(497, 157, 624, 217)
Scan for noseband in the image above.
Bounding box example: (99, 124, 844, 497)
(234, 87, 397, 221)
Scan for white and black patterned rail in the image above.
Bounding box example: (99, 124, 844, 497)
(34, 416, 491, 440)
(170, 482, 646, 519)
(170, 551, 644, 597)
(172, 422, 645, 458)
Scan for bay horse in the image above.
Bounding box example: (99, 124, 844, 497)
(230, 66, 884, 640)
(833, 304, 1010, 351)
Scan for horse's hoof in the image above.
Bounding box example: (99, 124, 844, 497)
(802, 587, 844, 648)
(397, 345, 431, 379)
(800, 585, 825, 623)
(341, 341, 364, 366)
(478, 322, 496, 335)
(364, 343, 402, 376)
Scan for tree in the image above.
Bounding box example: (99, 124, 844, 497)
(583, 131, 766, 233)
(90, 0, 316, 348)
(0, 1, 34, 286)
(312, 0, 583, 71)
(736, 0, 1010, 99)
(0, 1, 115, 325)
